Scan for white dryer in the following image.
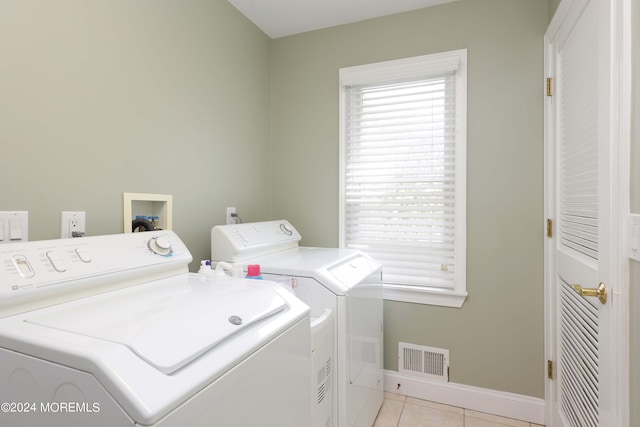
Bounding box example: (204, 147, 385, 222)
(211, 220, 383, 427)
(0, 231, 311, 427)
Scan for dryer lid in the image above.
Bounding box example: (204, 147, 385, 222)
(25, 275, 286, 374)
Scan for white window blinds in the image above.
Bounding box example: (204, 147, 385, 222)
(340, 51, 466, 294)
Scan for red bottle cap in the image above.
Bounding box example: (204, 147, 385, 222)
(247, 264, 261, 277)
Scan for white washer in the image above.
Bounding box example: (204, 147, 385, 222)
(211, 220, 383, 427)
(0, 231, 311, 427)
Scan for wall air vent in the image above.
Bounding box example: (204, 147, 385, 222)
(398, 342, 449, 382)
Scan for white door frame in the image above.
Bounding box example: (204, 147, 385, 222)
(543, 0, 631, 426)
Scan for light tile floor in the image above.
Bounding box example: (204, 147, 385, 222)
(374, 393, 546, 427)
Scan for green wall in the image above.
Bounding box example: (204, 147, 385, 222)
(0, 0, 272, 269)
(271, 0, 547, 398)
(548, 0, 561, 17)
(2, 0, 632, 409)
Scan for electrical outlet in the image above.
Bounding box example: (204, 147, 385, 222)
(226, 207, 236, 225)
(61, 211, 86, 238)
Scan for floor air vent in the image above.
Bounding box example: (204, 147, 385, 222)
(399, 342, 449, 382)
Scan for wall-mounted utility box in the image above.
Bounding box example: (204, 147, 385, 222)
(0, 211, 28, 243)
(123, 193, 172, 233)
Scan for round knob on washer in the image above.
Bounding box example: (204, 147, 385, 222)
(280, 223, 293, 235)
(148, 237, 173, 256)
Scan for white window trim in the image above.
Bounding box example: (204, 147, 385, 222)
(339, 50, 467, 308)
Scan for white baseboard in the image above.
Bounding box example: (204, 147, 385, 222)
(384, 370, 545, 425)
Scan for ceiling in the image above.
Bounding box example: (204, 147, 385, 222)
(227, 0, 458, 39)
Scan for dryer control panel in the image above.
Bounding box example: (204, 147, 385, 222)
(0, 231, 192, 316)
(211, 220, 301, 262)
(327, 254, 381, 290)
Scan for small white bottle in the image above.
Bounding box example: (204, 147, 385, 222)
(198, 260, 214, 276)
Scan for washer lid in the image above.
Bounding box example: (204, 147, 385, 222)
(24, 275, 286, 374)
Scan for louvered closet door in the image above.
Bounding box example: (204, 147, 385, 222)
(548, 0, 614, 425)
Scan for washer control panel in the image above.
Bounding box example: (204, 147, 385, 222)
(0, 231, 190, 307)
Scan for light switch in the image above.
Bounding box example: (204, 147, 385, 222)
(0, 211, 28, 244)
(9, 218, 23, 240)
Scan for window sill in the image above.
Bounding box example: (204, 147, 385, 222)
(382, 284, 468, 308)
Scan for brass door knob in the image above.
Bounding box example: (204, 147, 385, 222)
(571, 282, 607, 305)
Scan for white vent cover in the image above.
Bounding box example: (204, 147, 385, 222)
(399, 342, 449, 382)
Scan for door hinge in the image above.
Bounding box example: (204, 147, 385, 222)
(547, 218, 553, 238)
(546, 77, 553, 96)
(547, 360, 553, 379)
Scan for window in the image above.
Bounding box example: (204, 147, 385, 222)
(339, 50, 467, 307)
